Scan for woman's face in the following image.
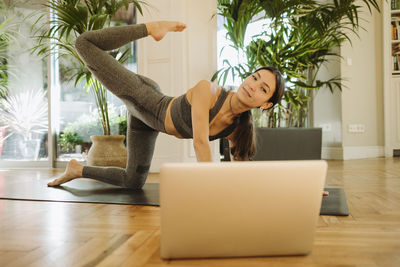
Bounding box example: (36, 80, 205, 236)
(237, 69, 277, 109)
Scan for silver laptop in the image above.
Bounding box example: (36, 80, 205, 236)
(160, 160, 327, 259)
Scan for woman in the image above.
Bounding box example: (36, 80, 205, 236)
(47, 21, 285, 189)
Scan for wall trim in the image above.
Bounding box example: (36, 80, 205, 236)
(0, 161, 51, 169)
(342, 146, 385, 160)
(322, 146, 385, 160)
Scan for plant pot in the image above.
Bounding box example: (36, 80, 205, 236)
(18, 138, 41, 160)
(253, 127, 322, 160)
(87, 135, 127, 168)
(75, 144, 82, 153)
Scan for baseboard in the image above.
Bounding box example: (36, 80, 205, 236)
(322, 147, 343, 160)
(322, 146, 385, 160)
(0, 160, 51, 169)
(342, 146, 385, 160)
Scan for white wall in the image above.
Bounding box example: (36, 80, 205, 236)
(314, 0, 385, 159)
(340, 3, 384, 146)
(340, 1, 384, 159)
(313, 47, 342, 148)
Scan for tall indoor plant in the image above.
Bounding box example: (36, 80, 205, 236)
(214, 0, 380, 128)
(30, 0, 145, 136)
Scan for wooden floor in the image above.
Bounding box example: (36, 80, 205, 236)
(0, 158, 399, 267)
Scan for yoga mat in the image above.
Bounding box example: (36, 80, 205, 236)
(0, 176, 348, 215)
(320, 188, 349, 216)
(0, 176, 159, 206)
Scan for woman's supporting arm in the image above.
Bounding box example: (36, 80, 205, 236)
(190, 80, 214, 162)
(193, 138, 212, 162)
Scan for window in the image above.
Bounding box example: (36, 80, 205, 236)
(217, 14, 270, 88)
(0, 6, 48, 162)
(0, 4, 137, 167)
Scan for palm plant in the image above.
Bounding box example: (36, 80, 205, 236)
(214, 0, 380, 128)
(0, 0, 27, 100)
(30, 0, 146, 135)
(0, 12, 14, 99)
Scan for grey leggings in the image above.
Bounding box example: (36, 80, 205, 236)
(75, 24, 173, 189)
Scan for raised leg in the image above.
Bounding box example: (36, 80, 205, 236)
(74, 22, 181, 131)
(74, 22, 186, 98)
(74, 24, 150, 97)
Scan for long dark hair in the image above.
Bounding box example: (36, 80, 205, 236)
(230, 66, 285, 161)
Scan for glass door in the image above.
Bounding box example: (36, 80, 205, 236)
(0, 3, 137, 169)
(0, 5, 48, 168)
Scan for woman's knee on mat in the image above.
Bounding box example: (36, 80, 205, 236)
(124, 166, 150, 190)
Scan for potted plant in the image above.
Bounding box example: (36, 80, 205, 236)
(30, 0, 146, 166)
(214, 0, 380, 160)
(59, 105, 128, 162)
(59, 132, 83, 153)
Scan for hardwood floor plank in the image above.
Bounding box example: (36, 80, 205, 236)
(97, 230, 154, 267)
(81, 234, 132, 267)
(0, 251, 27, 266)
(120, 230, 161, 267)
(5, 247, 50, 267)
(27, 242, 87, 267)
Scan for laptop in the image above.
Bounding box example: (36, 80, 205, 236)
(160, 160, 327, 259)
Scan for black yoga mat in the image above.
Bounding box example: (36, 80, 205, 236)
(0, 176, 348, 216)
(320, 188, 349, 216)
(0, 176, 159, 206)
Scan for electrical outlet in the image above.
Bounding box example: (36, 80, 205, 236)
(347, 57, 352, 66)
(319, 123, 332, 132)
(348, 124, 357, 133)
(348, 124, 365, 133)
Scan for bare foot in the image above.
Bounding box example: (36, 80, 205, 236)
(47, 159, 84, 187)
(146, 21, 186, 41)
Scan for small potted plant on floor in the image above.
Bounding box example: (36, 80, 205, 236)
(59, 132, 84, 153)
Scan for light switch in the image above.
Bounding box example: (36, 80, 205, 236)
(347, 58, 352, 66)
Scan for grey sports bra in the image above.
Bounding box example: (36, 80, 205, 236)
(170, 87, 239, 141)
